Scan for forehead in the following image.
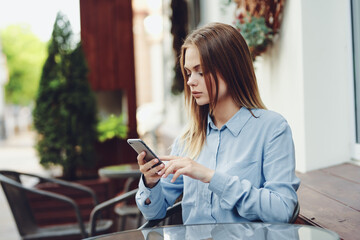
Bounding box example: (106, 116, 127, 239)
(184, 45, 201, 69)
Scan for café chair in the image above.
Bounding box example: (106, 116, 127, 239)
(113, 177, 142, 231)
(139, 201, 300, 229)
(89, 188, 139, 236)
(138, 201, 182, 229)
(0, 170, 138, 239)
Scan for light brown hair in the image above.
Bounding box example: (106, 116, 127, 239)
(179, 22, 265, 158)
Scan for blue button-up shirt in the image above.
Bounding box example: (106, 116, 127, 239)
(136, 108, 300, 224)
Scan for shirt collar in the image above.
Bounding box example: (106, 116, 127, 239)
(207, 107, 255, 137)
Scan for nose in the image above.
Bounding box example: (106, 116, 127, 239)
(187, 73, 198, 87)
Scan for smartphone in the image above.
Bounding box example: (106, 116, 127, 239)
(127, 139, 163, 168)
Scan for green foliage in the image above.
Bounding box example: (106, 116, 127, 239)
(33, 12, 98, 180)
(235, 14, 272, 48)
(97, 114, 128, 142)
(235, 12, 273, 60)
(0, 25, 46, 105)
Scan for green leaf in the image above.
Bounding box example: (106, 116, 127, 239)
(97, 114, 128, 142)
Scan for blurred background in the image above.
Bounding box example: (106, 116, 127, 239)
(0, 0, 359, 239)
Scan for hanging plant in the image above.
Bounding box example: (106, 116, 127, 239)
(235, 11, 273, 60)
(227, 0, 286, 60)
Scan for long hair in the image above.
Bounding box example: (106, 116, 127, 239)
(179, 22, 266, 158)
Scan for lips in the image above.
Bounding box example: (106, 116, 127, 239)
(191, 91, 202, 98)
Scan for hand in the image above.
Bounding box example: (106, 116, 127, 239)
(160, 156, 215, 183)
(137, 151, 165, 188)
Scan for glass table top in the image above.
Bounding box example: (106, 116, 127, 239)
(86, 222, 339, 240)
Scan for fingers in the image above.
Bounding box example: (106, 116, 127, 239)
(162, 159, 183, 179)
(137, 151, 159, 170)
(137, 151, 146, 165)
(171, 168, 184, 183)
(163, 163, 185, 183)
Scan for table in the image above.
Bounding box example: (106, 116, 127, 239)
(99, 164, 141, 179)
(85, 223, 339, 240)
(99, 163, 141, 191)
(296, 163, 360, 240)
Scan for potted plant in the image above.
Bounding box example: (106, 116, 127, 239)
(30, 12, 117, 227)
(33, 12, 98, 181)
(234, 11, 273, 60)
(93, 113, 136, 171)
(224, 0, 286, 61)
(97, 114, 128, 142)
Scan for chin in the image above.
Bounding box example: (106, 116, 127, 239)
(195, 99, 209, 106)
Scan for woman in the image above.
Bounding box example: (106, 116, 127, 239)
(136, 22, 300, 224)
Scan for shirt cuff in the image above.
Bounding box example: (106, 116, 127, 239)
(208, 171, 231, 196)
(137, 174, 162, 207)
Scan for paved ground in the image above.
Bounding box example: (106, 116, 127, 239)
(0, 131, 46, 239)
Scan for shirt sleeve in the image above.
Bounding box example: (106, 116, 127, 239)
(208, 119, 300, 223)
(135, 138, 184, 220)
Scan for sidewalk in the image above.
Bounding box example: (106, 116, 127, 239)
(0, 131, 46, 239)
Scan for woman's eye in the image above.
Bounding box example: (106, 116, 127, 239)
(186, 72, 191, 77)
(199, 72, 203, 76)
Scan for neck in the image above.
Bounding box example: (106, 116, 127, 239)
(212, 97, 240, 128)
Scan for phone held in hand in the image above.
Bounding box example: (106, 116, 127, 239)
(127, 139, 163, 168)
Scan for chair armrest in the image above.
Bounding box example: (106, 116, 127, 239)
(138, 201, 182, 229)
(89, 188, 138, 236)
(290, 201, 300, 223)
(17, 171, 99, 205)
(0, 174, 88, 238)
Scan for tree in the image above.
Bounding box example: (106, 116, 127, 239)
(0, 25, 46, 105)
(33, 12, 98, 180)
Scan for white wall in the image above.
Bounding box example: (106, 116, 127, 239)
(166, 0, 354, 172)
(255, 0, 306, 171)
(199, 0, 236, 26)
(258, 0, 353, 172)
(302, 0, 353, 171)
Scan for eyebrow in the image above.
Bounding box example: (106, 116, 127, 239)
(184, 64, 202, 72)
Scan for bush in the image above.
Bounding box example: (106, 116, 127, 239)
(33, 12, 98, 180)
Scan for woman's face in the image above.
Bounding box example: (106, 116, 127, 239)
(184, 45, 228, 106)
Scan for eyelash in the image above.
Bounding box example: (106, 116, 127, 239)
(186, 72, 203, 77)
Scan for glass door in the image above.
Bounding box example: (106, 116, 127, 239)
(351, 0, 360, 160)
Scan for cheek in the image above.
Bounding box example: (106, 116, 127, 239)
(218, 80, 228, 97)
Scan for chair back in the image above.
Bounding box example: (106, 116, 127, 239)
(0, 171, 38, 236)
(290, 201, 300, 223)
(139, 201, 182, 229)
